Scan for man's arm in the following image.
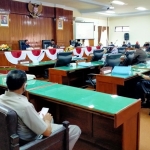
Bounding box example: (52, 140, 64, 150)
(137, 73, 150, 80)
(42, 113, 53, 136)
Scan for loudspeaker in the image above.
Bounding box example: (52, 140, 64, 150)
(124, 33, 129, 40)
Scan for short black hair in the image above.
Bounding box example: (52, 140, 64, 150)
(6, 70, 27, 91)
(24, 39, 28, 43)
(51, 39, 55, 41)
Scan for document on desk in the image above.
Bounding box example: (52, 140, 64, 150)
(78, 62, 92, 67)
(112, 66, 131, 75)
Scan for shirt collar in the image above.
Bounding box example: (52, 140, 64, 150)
(4, 91, 28, 101)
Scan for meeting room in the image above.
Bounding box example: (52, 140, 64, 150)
(0, 0, 150, 150)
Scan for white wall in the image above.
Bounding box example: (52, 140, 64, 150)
(73, 16, 108, 46)
(109, 15, 150, 47)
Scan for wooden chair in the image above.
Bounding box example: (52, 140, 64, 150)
(0, 104, 69, 150)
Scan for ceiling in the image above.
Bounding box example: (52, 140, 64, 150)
(13, 0, 150, 18)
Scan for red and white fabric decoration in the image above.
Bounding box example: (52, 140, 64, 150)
(45, 49, 63, 60)
(73, 47, 84, 57)
(4, 51, 26, 64)
(84, 47, 93, 56)
(26, 50, 45, 63)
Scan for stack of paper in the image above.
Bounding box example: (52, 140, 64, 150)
(78, 62, 92, 67)
(26, 74, 36, 80)
(112, 66, 131, 75)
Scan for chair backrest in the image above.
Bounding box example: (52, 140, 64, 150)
(105, 53, 122, 68)
(42, 40, 51, 49)
(18, 40, 25, 50)
(55, 52, 73, 67)
(118, 47, 126, 54)
(69, 40, 76, 47)
(0, 104, 19, 150)
(91, 50, 104, 61)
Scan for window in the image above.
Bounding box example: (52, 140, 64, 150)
(115, 26, 129, 32)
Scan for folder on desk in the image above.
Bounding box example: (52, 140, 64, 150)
(112, 66, 131, 75)
(78, 62, 92, 67)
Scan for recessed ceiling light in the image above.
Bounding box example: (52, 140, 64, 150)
(106, 10, 115, 13)
(136, 7, 147, 11)
(111, 0, 125, 5)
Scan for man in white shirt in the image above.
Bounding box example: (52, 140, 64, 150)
(0, 70, 81, 150)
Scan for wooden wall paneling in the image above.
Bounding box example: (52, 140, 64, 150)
(55, 8, 64, 18)
(89, 39, 94, 46)
(41, 6, 55, 18)
(0, 0, 10, 10)
(0, 1, 73, 50)
(10, 1, 28, 15)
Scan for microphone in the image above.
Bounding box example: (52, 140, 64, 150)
(37, 51, 45, 60)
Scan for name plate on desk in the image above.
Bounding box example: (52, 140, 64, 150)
(20, 61, 30, 64)
(100, 67, 112, 74)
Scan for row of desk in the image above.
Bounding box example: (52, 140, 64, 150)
(0, 74, 140, 150)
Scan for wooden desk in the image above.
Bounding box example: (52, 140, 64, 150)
(16, 60, 56, 71)
(49, 61, 104, 86)
(96, 66, 150, 97)
(28, 84, 140, 150)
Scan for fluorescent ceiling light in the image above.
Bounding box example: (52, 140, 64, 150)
(96, 12, 112, 15)
(111, 0, 125, 5)
(106, 10, 115, 13)
(136, 7, 147, 11)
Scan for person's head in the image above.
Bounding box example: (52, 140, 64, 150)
(144, 43, 149, 48)
(135, 44, 140, 49)
(123, 41, 125, 44)
(6, 70, 27, 94)
(77, 39, 80, 43)
(111, 42, 113, 44)
(24, 40, 29, 45)
(136, 41, 139, 45)
(51, 39, 55, 44)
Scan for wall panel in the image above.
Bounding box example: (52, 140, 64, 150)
(0, 0, 73, 50)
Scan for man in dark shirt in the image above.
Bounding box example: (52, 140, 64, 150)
(22, 40, 31, 50)
(75, 39, 82, 47)
(122, 41, 127, 47)
(132, 45, 147, 65)
(50, 39, 59, 48)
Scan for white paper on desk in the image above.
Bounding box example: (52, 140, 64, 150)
(103, 70, 112, 74)
(26, 74, 36, 80)
(20, 61, 30, 64)
(78, 62, 92, 67)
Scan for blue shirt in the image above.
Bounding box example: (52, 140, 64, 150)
(22, 44, 30, 50)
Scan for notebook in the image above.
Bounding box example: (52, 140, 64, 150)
(112, 66, 131, 75)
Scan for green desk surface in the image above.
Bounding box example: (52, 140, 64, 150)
(0, 76, 52, 90)
(54, 61, 104, 71)
(20, 60, 56, 67)
(132, 63, 150, 69)
(104, 67, 149, 79)
(29, 83, 138, 115)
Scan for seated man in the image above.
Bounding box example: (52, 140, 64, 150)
(50, 39, 59, 48)
(0, 70, 81, 150)
(22, 39, 31, 50)
(136, 73, 150, 107)
(75, 39, 82, 47)
(122, 41, 127, 47)
(131, 45, 147, 65)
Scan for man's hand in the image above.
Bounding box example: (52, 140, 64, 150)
(43, 113, 53, 122)
(137, 73, 141, 76)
